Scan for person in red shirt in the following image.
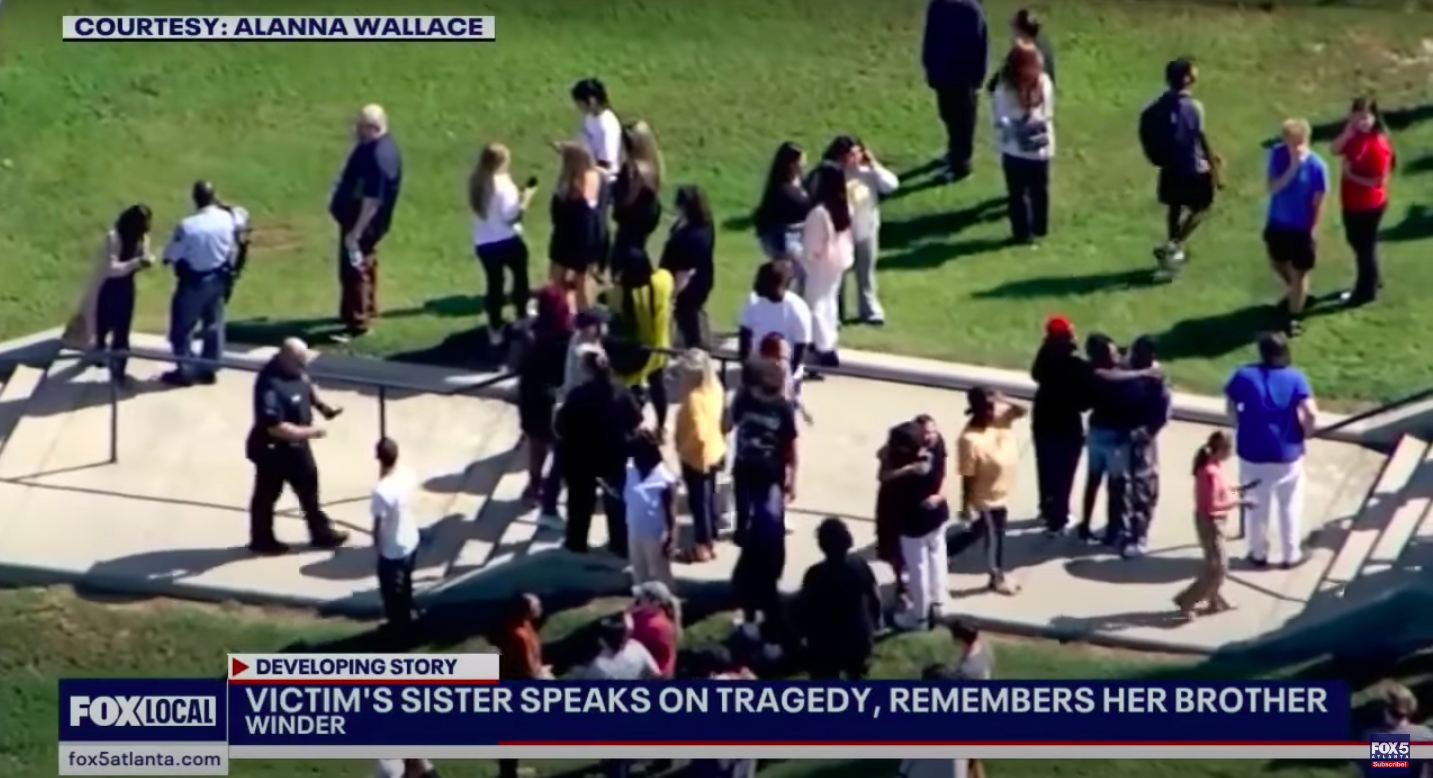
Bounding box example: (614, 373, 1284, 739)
(1330, 96, 1395, 308)
(628, 581, 681, 678)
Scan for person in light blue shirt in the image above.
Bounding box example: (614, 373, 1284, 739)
(161, 181, 245, 386)
(1263, 119, 1328, 337)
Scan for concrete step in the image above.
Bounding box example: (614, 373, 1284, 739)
(1352, 444, 1433, 585)
(1320, 435, 1429, 594)
(0, 363, 53, 473)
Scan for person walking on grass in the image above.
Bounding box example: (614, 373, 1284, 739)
(1031, 315, 1089, 537)
(329, 105, 402, 342)
(822, 136, 898, 326)
(469, 142, 537, 348)
(1264, 118, 1328, 337)
(1224, 333, 1317, 570)
(991, 40, 1054, 246)
(922, 0, 989, 183)
(1142, 59, 1219, 273)
(1173, 430, 1240, 620)
(950, 387, 1026, 595)
(674, 350, 726, 562)
(1331, 96, 1396, 308)
(801, 163, 855, 372)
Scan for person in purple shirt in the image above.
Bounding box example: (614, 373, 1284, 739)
(1223, 333, 1319, 569)
(1264, 118, 1328, 337)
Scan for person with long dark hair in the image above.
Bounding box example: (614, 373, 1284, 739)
(752, 142, 810, 271)
(79, 204, 155, 386)
(1331, 96, 1395, 308)
(659, 185, 716, 349)
(992, 41, 1054, 245)
(801, 163, 854, 370)
(737, 261, 812, 380)
(797, 517, 881, 679)
(610, 120, 664, 278)
(469, 142, 536, 346)
(572, 78, 621, 177)
(1173, 430, 1238, 619)
(515, 286, 574, 505)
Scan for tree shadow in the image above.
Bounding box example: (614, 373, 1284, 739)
(880, 237, 1012, 270)
(1149, 304, 1277, 362)
(880, 197, 1005, 249)
(1404, 153, 1433, 175)
(1381, 203, 1433, 243)
(971, 268, 1162, 300)
(1264, 102, 1433, 147)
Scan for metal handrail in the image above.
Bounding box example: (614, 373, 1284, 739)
(1309, 385, 1433, 440)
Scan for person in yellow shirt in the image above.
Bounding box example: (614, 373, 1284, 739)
(674, 350, 727, 562)
(952, 386, 1027, 596)
(609, 254, 674, 436)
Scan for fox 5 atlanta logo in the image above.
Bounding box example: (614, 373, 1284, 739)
(1370, 733, 1411, 774)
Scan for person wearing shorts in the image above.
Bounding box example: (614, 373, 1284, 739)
(1152, 59, 1220, 270)
(1263, 118, 1328, 337)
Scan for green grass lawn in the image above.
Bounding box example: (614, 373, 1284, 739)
(2, 0, 1433, 404)
(0, 586, 1376, 778)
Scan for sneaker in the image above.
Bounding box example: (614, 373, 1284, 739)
(311, 531, 349, 550)
(1076, 526, 1099, 545)
(1121, 543, 1146, 559)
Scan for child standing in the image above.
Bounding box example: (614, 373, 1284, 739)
(1174, 430, 1240, 619)
(623, 429, 677, 587)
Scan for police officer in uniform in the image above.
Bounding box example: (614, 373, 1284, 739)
(161, 181, 245, 386)
(246, 337, 350, 555)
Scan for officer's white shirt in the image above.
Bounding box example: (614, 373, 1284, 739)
(163, 205, 247, 272)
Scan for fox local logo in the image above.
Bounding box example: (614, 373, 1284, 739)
(70, 695, 217, 727)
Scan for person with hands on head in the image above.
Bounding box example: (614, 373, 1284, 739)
(950, 387, 1026, 595)
(245, 337, 348, 556)
(1264, 118, 1328, 337)
(1331, 96, 1396, 308)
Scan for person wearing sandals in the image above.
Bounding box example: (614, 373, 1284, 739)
(1174, 430, 1240, 620)
(950, 387, 1026, 595)
(674, 350, 726, 563)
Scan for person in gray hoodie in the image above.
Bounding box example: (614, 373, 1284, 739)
(922, 0, 989, 182)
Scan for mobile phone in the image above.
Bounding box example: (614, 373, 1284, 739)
(525, 176, 539, 189)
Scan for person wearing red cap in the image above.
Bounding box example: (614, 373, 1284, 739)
(1030, 315, 1091, 536)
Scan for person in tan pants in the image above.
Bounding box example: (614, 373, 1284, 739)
(1175, 430, 1242, 619)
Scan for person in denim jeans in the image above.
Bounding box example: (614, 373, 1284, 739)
(674, 350, 726, 562)
(1077, 333, 1127, 545)
(752, 142, 811, 292)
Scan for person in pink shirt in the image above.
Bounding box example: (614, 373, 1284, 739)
(628, 581, 681, 678)
(1174, 430, 1242, 619)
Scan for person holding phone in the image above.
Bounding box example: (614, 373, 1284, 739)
(1331, 96, 1395, 308)
(1174, 430, 1243, 619)
(469, 143, 538, 346)
(72, 204, 156, 387)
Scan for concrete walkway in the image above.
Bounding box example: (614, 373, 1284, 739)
(0, 332, 1413, 653)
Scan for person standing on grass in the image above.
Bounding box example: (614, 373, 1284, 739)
(556, 351, 642, 558)
(921, 0, 989, 183)
(1173, 430, 1239, 620)
(572, 78, 622, 179)
(991, 40, 1054, 246)
(76, 204, 155, 387)
(469, 142, 537, 348)
(800, 163, 855, 372)
(822, 136, 898, 326)
(610, 121, 664, 279)
(1143, 59, 1219, 273)
(1331, 96, 1396, 308)
(1264, 118, 1328, 337)
(516, 287, 573, 507)
(549, 142, 608, 311)
(1030, 315, 1089, 537)
(623, 429, 678, 588)
(1224, 333, 1317, 570)
(797, 517, 881, 679)
(329, 104, 402, 342)
(753, 142, 812, 279)
(674, 350, 726, 563)
(660, 185, 717, 349)
(950, 387, 1026, 596)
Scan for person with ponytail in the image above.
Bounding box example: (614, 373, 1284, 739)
(1331, 96, 1395, 308)
(1173, 430, 1240, 619)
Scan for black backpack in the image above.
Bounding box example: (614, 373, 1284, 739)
(1138, 93, 1179, 168)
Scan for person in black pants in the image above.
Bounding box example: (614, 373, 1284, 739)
(92, 204, 156, 386)
(1030, 315, 1090, 536)
(797, 518, 880, 680)
(1330, 96, 1396, 308)
(991, 41, 1053, 245)
(659, 185, 716, 350)
(246, 338, 350, 555)
(555, 351, 641, 557)
(921, 0, 989, 182)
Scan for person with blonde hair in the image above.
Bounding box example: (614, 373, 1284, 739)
(610, 120, 664, 280)
(1264, 117, 1328, 336)
(469, 142, 537, 346)
(674, 349, 727, 561)
(548, 141, 608, 310)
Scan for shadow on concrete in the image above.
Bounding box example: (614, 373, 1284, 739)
(1, 358, 173, 420)
(944, 520, 1109, 581)
(299, 513, 471, 582)
(86, 546, 256, 585)
(972, 268, 1162, 300)
(423, 444, 523, 494)
(1062, 549, 1205, 586)
(1048, 609, 1190, 635)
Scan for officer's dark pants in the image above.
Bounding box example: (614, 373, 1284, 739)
(562, 459, 627, 557)
(95, 277, 135, 382)
(377, 551, 417, 627)
(248, 443, 338, 546)
(338, 231, 381, 333)
(169, 271, 226, 379)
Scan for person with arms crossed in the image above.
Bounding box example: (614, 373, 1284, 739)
(329, 104, 402, 342)
(371, 437, 418, 631)
(160, 181, 244, 387)
(1224, 333, 1317, 569)
(1331, 96, 1396, 308)
(1264, 118, 1328, 337)
(246, 338, 349, 555)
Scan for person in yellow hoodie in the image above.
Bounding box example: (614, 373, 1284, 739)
(674, 350, 727, 562)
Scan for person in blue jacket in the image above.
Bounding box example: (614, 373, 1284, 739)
(922, 0, 990, 183)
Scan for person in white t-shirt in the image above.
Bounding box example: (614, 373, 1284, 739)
(469, 142, 538, 347)
(371, 438, 419, 629)
(623, 429, 677, 587)
(737, 260, 813, 381)
(579, 612, 661, 680)
(571, 78, 622, 178)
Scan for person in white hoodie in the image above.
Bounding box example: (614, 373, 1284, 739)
(991, 40, 1054, 246)
(822, 136, 899, 326)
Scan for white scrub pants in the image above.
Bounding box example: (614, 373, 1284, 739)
(1239, 458, 1306, 564)
(900, 524, 949, 622)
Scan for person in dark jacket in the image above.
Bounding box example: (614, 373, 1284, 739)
(797, 518, 881, 679)
(1116, 336, 1172, 559)
(1078, 333, 1125, 545)
(555, 351, 642, 557)
(1030, 315, 1090, 536)
(922, 0, 990, 182)
(516, 287, 574, 505)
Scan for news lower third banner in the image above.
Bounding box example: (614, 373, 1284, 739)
(57, 654, 1427, 773)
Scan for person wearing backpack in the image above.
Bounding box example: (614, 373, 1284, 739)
(1140, 59, 1220, 273)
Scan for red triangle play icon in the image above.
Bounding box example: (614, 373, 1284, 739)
(231, 657, 249, 677)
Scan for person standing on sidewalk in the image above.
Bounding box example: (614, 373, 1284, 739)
(556, 351, 642, 557)
(371, 437, 418, 632)
(329, 104, 402, 341)
(674, 350, 726, 563)
(160, 181, 244, 387)
(922, 0, 989, 183)
(1224, 333, 1317, 569)
(1116, 336, 1172, 559)
(1030, 315, 1089, 537)
(1173, 430, 1239, 619)
(1331, 96, 1395, 308)
(884, 420, 951, 629)
(950, 387, 1025, 595)
(81, 204, 156, 387)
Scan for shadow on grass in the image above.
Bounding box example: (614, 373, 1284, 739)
(1404, 153, 1433, 175)
(1150, 304, 1276, 362)
(226, 316, 347, 349)
(1263, 102, 1433, 147)
(1382, 203, 1433, 243)
(881, 237, 1012, 269)
(971, 268, 1162, 300)
(880, 197, 1005, 249)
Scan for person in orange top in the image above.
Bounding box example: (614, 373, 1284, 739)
(1174, 430, 1242, 619)
(1331, 96, 1395, 308)
(674, 350, 727, 562)
(489, 593, 549, 778)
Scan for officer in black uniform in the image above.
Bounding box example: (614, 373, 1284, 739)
(246, 337, 350, 554)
